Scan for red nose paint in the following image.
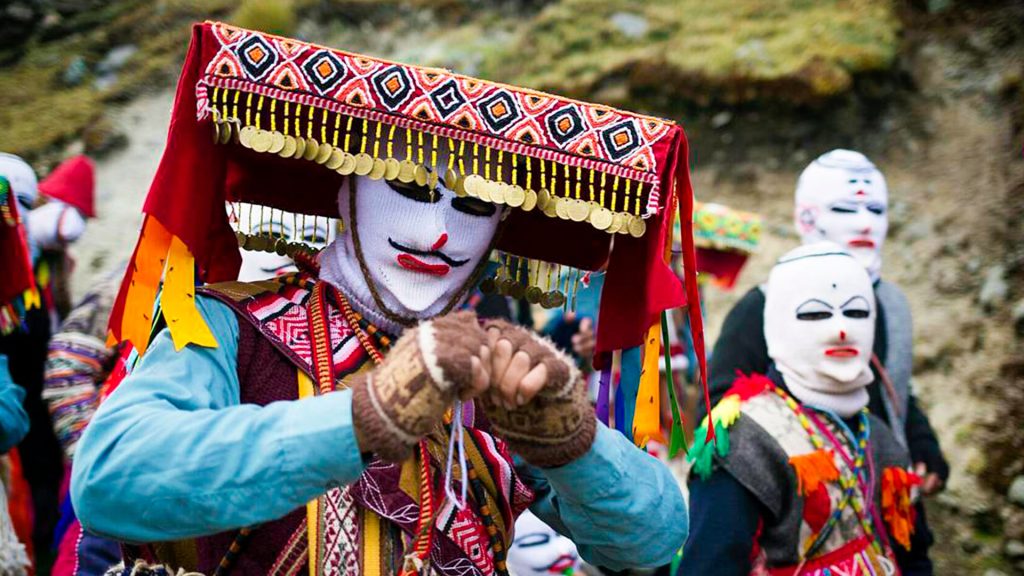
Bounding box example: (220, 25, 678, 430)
(430, 233, 449, 251)
(840, 330, 847, 341)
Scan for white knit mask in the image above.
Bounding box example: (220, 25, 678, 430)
(507, 510, 581, 576)
(26, 200, 86, 258)
(764, 243, 875, 417)
(794, 149, 888, 282)
(322, 171, 501, 328)
(232, 203, 336, 281)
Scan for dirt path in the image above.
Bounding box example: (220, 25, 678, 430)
(68, 91, 173, 301)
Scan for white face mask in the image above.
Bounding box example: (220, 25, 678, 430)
(764, 243, 876, 417)
(794, 150, 888, 282)
(26, 200, 86, 256)
(507, 510, 581, 576)
(321, 170, 502, 328)
(232, 203, 336, 282)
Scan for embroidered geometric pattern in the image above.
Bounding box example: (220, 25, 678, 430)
(202, 22, 673, 175)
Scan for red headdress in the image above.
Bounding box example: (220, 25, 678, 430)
(0, 176, 38, 334)
(38, 155, 96, 218)
(106, 22, 711, 440)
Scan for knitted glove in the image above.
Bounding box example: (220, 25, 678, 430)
(351, 311, 486, 462)
(482, 319, 596, 468)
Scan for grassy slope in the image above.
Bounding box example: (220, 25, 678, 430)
(482, 0, 899, 105)
(0, 0, 237, 161)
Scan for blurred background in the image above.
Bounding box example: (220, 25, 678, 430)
(1, 0, 1022, 572)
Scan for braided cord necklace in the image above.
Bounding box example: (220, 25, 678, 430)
(771, 386, 876, 559)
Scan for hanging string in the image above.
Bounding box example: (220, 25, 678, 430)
(444, 401, 469, 510)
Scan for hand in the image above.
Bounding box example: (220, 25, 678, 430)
(571, 316, 595, 363)
(914, 462, 943, 496)
(351, 311, 489, 462)
(482, 319, 596, 468)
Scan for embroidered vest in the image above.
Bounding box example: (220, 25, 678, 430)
(130, 273, 533, 576)
(688, 374, 914, 576)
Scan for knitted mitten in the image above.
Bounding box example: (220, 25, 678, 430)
(351, 311, 486, 462)
(482, 319, 596, 468)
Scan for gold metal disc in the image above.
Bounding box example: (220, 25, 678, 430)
(509, 282, 526, 300)
(525, 286, 543, 304)
(354, 153, 374, 176)
(218, 120, 232, 143)
(384, 158, 401, 181)
(234, 230, 246, 247)
(555, 196, 571, 220)
(413, 164, 429, 187)
(368, 158, 387, 180)
(427, 170, 439, 190)
(238, 125, 254, 148)
(537, 188, 551, 209)
(490, 182, 507, 205)
(521, 188, 538, 211)
(326, 148, 345, 170)
(337, 152, 357, 175)
(463, 175, 481, 197)
(568, 198, 590, 222)
(443, 168, 459, 190)
(476, 180, 493, 202)
(279, 136, 297, 158)
(607, 213, 624, 234)
(269, 132, 286, 154)
(453, 174, 467, 197)
(589, 205, 614, 230)
(293, 137, 307, 159)
(547, 291, 566, 308)
(543, 195, 559, 218)
(628, 214, 647, 238)
(505, 185, 526, 208)
(212, 122, 223, 145)
(303, 139, 320, 161)
(398, 160, 417, 183)
(251, 130, 273, 153)
(315, 142, 333, 164)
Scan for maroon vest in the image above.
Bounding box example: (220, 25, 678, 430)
(192, 316, 308, 574)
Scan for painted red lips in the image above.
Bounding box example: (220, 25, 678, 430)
(825, 347, 859, 358)
(396, 253, 451, 276)
(848, 238, 876, 248)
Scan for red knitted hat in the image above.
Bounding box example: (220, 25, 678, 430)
(38, 155, 96, 218)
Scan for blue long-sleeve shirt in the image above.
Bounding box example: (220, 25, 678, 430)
(72, 295, 687, 570)
(0, 354, 29, 453)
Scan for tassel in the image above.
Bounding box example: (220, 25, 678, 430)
(788, 449, 840, 496)
(881, 467, 920, 550)
(617, 346, 641, 439)
(596, 362, 611, 426)
(122, 216, 173, 355)
(661, 312, 687, 457)
(162, 236, 218, 351)
(632, 321, 664, 447)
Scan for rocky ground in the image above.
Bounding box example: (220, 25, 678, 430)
(3, 0, 1023, 573)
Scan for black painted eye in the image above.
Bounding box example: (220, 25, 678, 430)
(796, 298, 833, 321)
(452, 196, 496, 217)
(866, 202, 886, 215)
(514, 533, 552, 548)
(302, 232, 328, 244)
(840, 295, 871, 319)
(829, 205, 857, 214)
(386, 180, 439, 204)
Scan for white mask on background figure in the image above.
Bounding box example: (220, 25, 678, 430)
(794, 149, 888, 282)
(763, 242, 876, 417)
(231, 203, 336, 282)
(507, 510, 581, 576)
